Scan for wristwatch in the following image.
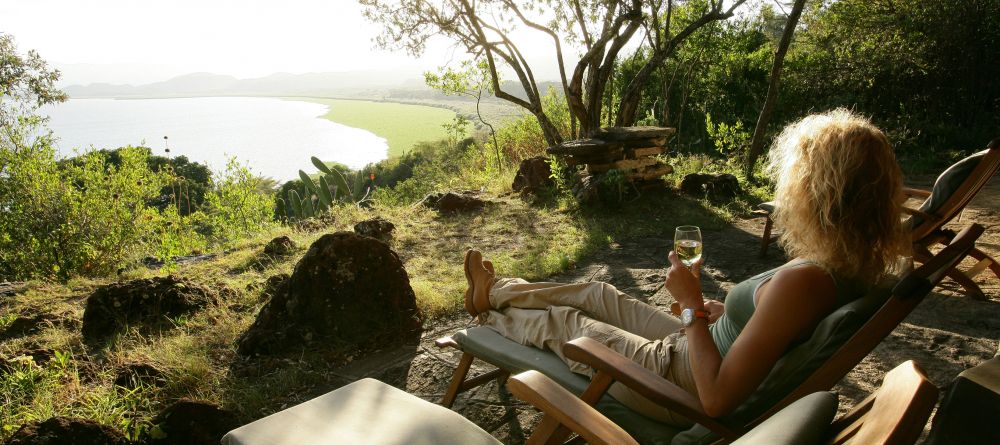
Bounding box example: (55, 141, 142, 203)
(681, 307, 710, 327)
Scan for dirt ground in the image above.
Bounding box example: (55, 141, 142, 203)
(334, 177, 1000, 444)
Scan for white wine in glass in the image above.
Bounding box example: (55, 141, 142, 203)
(674, 226, 703, 267)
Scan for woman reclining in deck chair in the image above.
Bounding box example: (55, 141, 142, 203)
(462, 108, 909, 427)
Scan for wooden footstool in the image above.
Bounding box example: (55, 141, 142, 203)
(926, 355, 1000, 444)
(222, 378, 499, 445)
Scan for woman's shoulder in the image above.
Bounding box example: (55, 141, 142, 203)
(764, 260, 838, 302)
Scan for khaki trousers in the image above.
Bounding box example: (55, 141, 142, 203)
(482, 278, 698, 426)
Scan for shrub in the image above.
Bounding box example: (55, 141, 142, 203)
(0, 141, 170, 281)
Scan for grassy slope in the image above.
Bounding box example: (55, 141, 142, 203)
(299, 98, 456, 158)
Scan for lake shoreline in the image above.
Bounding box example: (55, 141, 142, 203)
(62, 95, 460, 159)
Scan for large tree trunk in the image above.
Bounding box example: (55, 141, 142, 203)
(743, 0, 807, 178)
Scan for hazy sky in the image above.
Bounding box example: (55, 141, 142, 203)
(0, 0, 568, 86)
(1, 0, 462, 85)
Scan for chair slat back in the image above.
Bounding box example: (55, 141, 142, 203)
(755, 224, 983, 425)
(911, 138, 1000, 241)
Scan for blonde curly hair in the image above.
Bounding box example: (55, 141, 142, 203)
(767, 109, 908, 286)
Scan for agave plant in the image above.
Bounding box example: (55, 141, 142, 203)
(277, 156, 373, 221)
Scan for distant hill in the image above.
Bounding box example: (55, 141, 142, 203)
(64, 70, 433, 99)
(64, 71, 562, 105)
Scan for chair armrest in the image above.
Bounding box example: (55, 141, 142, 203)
(507, 370, 640, 445)
(902, 187, 932, 198)
(901, 206, 937, 221)
(563, 337, 739, 439)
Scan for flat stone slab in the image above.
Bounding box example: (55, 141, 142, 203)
(546, 139, 623, 156)
(594, 126, 676, 142)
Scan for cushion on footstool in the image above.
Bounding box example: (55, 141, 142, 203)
(926, 356, 1000, 444)
(222, 378, 500, 445)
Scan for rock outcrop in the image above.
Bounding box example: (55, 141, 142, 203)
(81, 276, 218, 343)
(148, 399, 239, 445)
(6, 417, 131, 445)
(512, 156, 555, 195)
(421, 191, 487, 214)
(263, 236, 296, 257)
(680, 173, 742, 202)
(354, 217, 395, 243)
(237, 232, 423, 357)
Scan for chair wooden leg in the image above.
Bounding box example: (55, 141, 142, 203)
(759, 215, 774, 258)
(945, 267, 988, 301)
(525, 415, 574, 445)
(442, 352, 475, 407)
(967, 247, 1000, 280)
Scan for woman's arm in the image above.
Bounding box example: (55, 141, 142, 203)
(665, 252, 836, 417)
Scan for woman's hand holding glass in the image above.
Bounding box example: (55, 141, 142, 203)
(666, 250, 705, 311)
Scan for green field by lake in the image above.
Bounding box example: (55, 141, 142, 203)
(300, 98, 456, 158)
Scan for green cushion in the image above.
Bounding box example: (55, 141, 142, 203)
(908, 150, 986, 228)
(758, 201, 776, 213)
(454, 327, 684, 444)
(672, 279, 895, 445)
(730, 392, 838, 445)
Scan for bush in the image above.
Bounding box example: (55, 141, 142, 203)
(202, 158, 275, 243)
(0, 141, 170, 281)
(0, 120, 274, 281)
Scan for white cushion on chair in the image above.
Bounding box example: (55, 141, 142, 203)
(222, 378, 501, 445)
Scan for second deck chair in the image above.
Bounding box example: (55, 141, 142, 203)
(758, 137, 1000, 300)
(436, 224, 983, 445)
(511, 359, 937, 445)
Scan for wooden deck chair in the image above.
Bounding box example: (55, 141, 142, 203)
(510, 359, 937, 445)
(759, 137, 1000, 300)
(436, 224, 983, 445)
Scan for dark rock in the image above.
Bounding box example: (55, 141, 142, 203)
(142, 253, 220, 269)
(149, 399, 239, 445)
(354, 217, 395, 242)
(512, 156, 555, 194)
(114, 362, 165, 388)
(572, 174, 601, 205)
(81, 276, 218, 343)
(0, 313, 60, 341)
(263, 236, 296, 257)
(237, 232, 423, 357)
(421, 191, 487, 214)
(259, 274, 290, 300)
(0, 281, 27, 298)
(0, 348, 56, 372)
(6, 417, 130, 445)
(680, 173, 742, 202)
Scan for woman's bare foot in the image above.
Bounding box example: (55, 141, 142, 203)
(463, 250, 478, 317)
(467, 251, 495, 315)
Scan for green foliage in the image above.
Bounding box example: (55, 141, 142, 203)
(704, 113, 751, 156)
(1, 113, 274, 281)
(783, 0, 1000, 164)
(0, 34, 67, 112)
(276, 157, 374, 221)
(202, 158, 275, 243)
(613, 0, 772, 154)
(0, 143, 171, 280)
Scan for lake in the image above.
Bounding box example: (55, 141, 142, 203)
(41, 97, 389, 181)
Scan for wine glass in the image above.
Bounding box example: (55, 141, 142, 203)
(674, 226, 703, 267)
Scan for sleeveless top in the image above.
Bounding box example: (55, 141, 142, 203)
(709, 261, 864, 357)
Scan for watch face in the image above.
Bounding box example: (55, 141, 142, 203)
(681, 308, 693, 326)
